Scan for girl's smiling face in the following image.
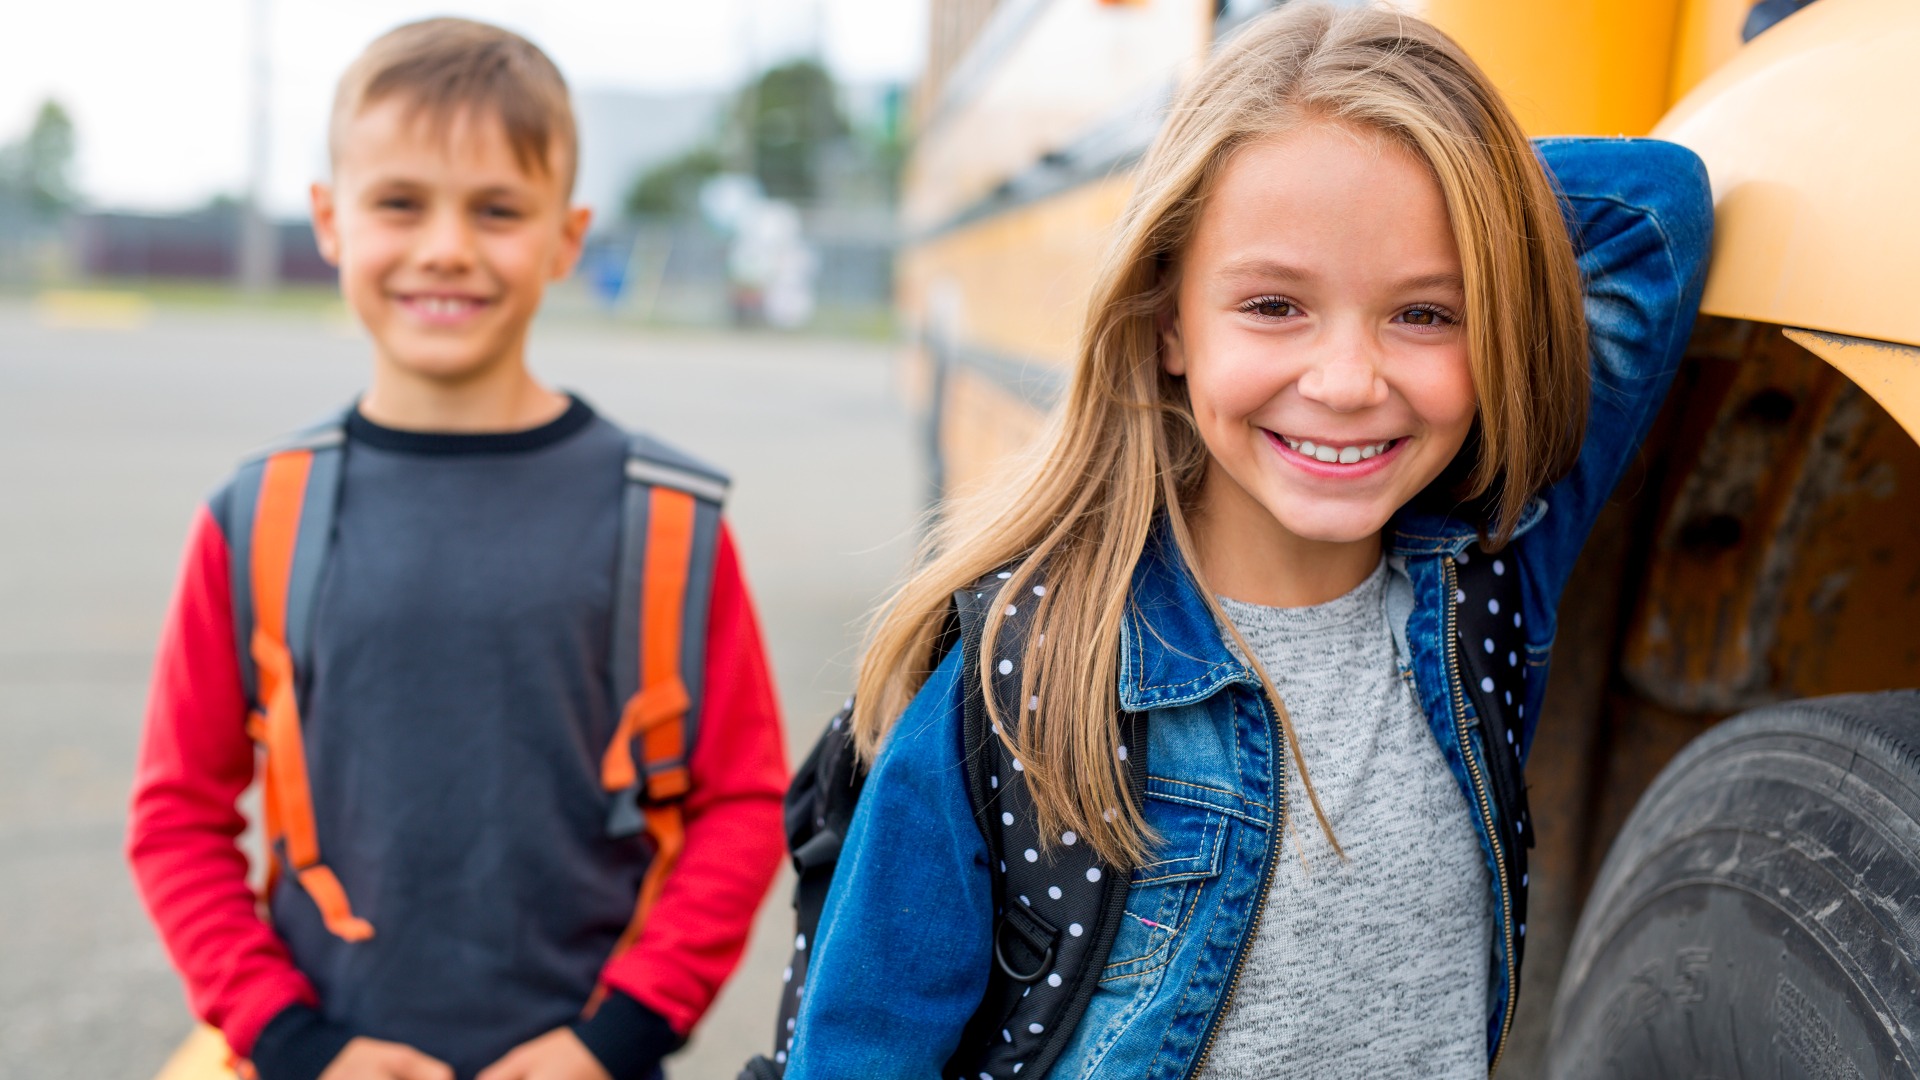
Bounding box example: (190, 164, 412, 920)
(1164, 122, 1477, 593)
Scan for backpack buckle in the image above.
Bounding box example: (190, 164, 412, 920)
(792, 827, 843, 874)
(993, 903, 1057, 984)
(606, 782, 646, 839)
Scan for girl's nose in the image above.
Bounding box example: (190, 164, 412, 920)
(1297, 333, 1389, 412)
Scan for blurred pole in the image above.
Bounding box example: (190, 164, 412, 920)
(731, 0, 758, 177)
(238, 0, 278, 293)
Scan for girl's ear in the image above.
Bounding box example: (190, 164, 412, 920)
(1160, 312, 1188, 377)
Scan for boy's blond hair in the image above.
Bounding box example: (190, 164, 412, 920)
(330, 17, 578, 193)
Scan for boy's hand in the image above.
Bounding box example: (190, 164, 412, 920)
(475, 1028, 613, 1080)
(317, 1037, 454, 1080)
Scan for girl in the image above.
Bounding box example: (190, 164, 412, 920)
(791, 4, 1710, 1078)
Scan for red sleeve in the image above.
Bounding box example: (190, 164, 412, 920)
(126, 504, 318, 1056)
(601, 522, 790, 1034)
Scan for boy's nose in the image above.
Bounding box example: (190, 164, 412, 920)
(415, 208, 478, 272)
(1297, 332, 1390, 412)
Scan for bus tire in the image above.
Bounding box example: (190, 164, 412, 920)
(1548, 690, 1920, 1079)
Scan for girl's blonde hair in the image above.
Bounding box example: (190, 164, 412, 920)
(852, 3, 1588, 867)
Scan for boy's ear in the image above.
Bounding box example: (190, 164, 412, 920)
(1160, 311, 1188, 377)
(549, 204, 593, 282)
(310, 182, 341, 267)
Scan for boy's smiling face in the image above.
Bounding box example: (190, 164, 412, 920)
(312, 98, 590, 386)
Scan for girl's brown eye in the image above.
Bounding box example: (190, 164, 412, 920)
(1249, 298, 1294, 318)
(1404, 308, 1434, 325)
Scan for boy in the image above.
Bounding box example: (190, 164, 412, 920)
(127, 19, 787, 1080)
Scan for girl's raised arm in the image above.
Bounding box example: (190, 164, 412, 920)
(1525, 136, 1714, 612)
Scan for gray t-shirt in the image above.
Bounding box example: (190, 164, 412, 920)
(1195, 559, 1490, 1079)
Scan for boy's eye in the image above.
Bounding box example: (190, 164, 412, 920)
(376, 197, 420, 212)
(1241, 296, 1297, 319)
(479, 204, 523, 221)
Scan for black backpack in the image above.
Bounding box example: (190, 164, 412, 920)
(740, 572, 1148, 1080)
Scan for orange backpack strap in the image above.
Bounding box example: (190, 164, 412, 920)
(598, 433, 728, 957)
(228, 415, 370, 941)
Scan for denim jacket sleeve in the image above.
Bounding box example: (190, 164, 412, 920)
(787, 645, 994, 1079)
(1521, 137, 1714, 630)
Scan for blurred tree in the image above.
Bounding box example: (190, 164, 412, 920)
(624, 145, 726, 219)
(0, 100, 78, 216)
(738, 59, 848, 203)
(618, 60, 887, 222)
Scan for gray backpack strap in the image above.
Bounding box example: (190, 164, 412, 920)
(605, 432, 730, 839)
(227, 413, 349, 715)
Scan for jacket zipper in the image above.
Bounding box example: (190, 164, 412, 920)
(1184, 690, 1286, 1078)
(1445, 558, 1517, 1074)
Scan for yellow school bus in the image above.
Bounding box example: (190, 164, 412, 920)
(902, 0, 1920, 1075)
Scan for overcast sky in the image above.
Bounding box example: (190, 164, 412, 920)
(0, 0, 927, 216)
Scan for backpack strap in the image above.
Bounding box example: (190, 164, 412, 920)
(592, 432, 728, 1003)
(946, 570, 1147, 1080)
(227, 414, 370, 942)
(600, 433, 730, 831)
(1450, 542, 1533, 995)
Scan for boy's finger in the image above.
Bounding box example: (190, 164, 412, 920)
(388, 1051, 456, 1080)
(472, 1052, 525, 1080)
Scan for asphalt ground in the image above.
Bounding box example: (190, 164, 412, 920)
(0, 299, 921, 1079)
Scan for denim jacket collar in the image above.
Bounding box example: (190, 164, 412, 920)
(1385, 496, 1550, 557)
(1116, 524, 1251, 712)
(1115, 497, 1548, 713)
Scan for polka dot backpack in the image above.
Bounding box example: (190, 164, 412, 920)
(739, 568, 1146, 1080)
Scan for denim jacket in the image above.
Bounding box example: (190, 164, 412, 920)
(789, 138, 1713, 1079)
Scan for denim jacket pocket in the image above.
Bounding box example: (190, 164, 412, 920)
(1101, 794, 1229, 982)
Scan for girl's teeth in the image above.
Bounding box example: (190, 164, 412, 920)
(1281, 435, 1394, 463)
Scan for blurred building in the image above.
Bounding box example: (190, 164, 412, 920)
(70, 205, 333, 283)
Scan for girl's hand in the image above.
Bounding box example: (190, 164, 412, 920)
(474, 1028, 613, 1080)
(317, 1036, 454, 1080)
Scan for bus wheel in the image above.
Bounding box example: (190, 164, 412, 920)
(1548, 691, 1920, 1080)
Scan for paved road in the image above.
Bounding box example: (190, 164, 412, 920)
(0, 300, 921, 1079)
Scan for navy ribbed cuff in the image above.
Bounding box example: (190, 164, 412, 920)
(571, 991, 682, 1080)
(249, 1003, 355, 1080)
